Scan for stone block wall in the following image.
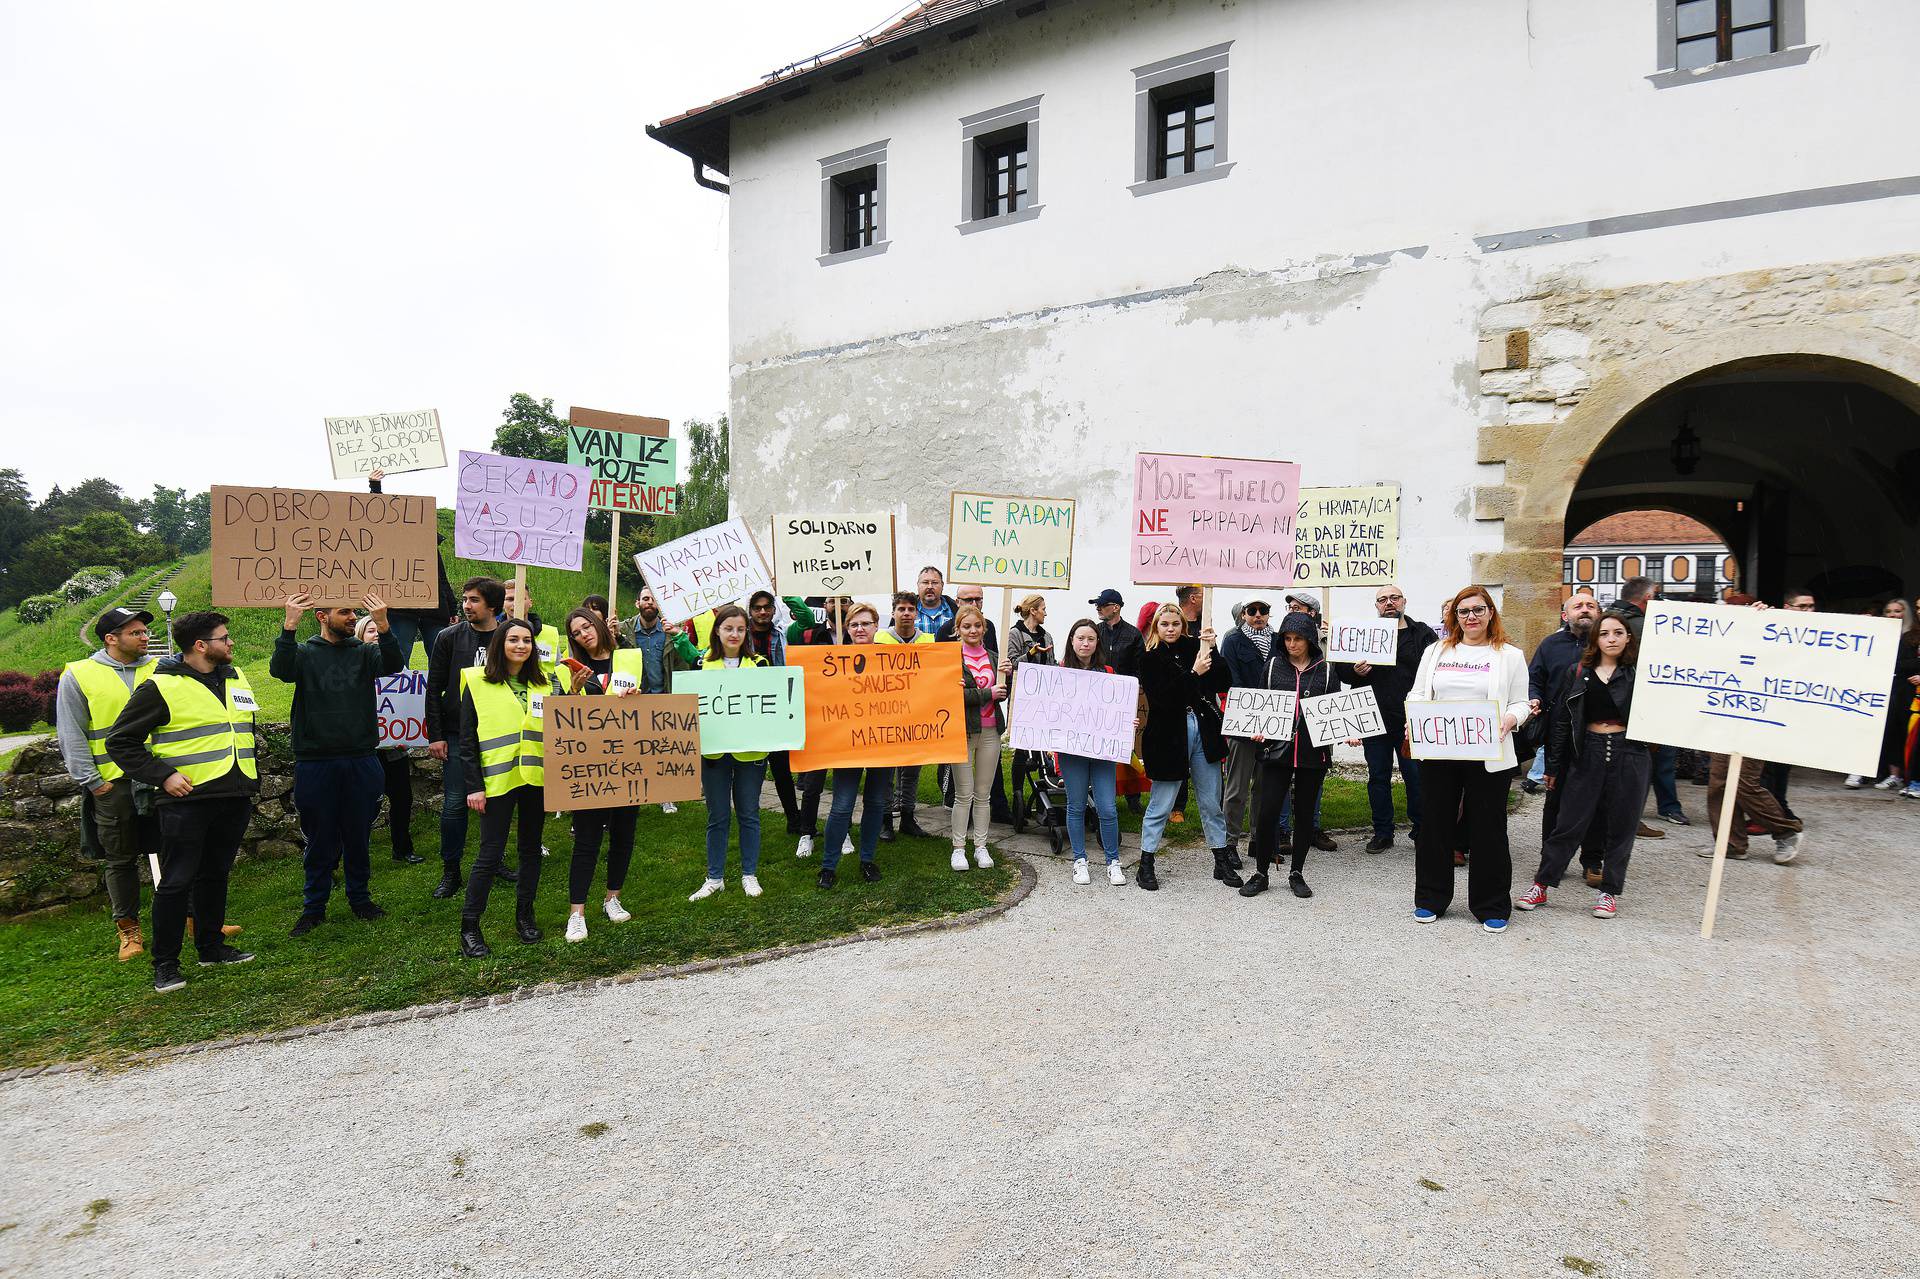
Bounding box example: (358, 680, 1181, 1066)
(0, 731, 446, 916)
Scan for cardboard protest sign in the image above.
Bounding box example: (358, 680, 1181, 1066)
(788, 643, 967, 772)
(375, 669, 429, 748)
(1326, 617, 1397, 665)
(1221, 687, 1296, 740)
(453, 450, 591, 571)
(1300, 686, 1386, 747)
(1005, 663, 1138, 763)
(566, 409, 678, 514)
(947, 492, 1076, 588)
(1294, 485, 1398, 587)
(769, 514, 895, 597)
(1630, 601, 1901, 775)
(674, 665, 808, 754)
(543, 693, 701, 810)
(633, 518, 777, 628)
(211, 485, 439, 608)
(324, 409, 447, 480)
(1132, 452, 1301, 587)
(1405, 700, 1503, 761)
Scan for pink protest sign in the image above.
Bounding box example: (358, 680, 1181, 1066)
(1131, 452, 1302, 587)
(454, 450, 592, 570)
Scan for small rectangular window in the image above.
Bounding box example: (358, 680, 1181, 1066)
(1131, 43, 1232, 196)
(837, 169, 879, 251)
(957, 97, 1043, 233)
(981, 130, 1029, 219)
(1154, 83, 1216, 180)
(1598, 557, 1619, 585)
(1674, 0, 1775, 69)
(818, 139, 889, 264)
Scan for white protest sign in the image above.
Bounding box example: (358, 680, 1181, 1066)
(375, 669, 430, 748)
(1327, 617, 1397, 665)
(1294, 484, 1398, 587)
(632, 517, 776, 627)
(1630, 601, 1901, 775)
(1405, 700, 1503, 761)
(1221, 687, 1296, 740)
(1300, 686, 1386, 747)
(324, 409, 447, 479)
(1005, 663, 1138, 763)
(769, 514, 896, 597)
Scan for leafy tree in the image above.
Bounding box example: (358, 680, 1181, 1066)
(642, 415, 730, 550)
(9, 512, 170, 600)
(140, 485, 211, 553)
(35, 477, 139, 533)
(492, 393, 568, 464)
(0, 469, 35, 606)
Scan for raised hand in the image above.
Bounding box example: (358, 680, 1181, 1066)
(283, 590, 314, 630)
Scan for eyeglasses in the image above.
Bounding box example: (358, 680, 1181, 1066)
(1244, 606, 1269, 616)
(1455, 606, 1489, 618)
(1376, 593, 1404, 603)
(958, 596, 983, 605)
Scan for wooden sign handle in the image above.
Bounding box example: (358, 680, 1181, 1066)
(607, 510, 621, 607)
(1699, 751, 1742, 939)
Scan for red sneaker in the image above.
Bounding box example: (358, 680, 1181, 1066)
(1516, 882, 1547, 911)
(1593, 893, 1618, 919)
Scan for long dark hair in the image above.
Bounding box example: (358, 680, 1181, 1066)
(485, 618, 547, 687)
(1060, 618, 1108, 671)
(1580, 613, 1639, 669)
(706, 603, 750, 662)
(564, 607, 614, 662)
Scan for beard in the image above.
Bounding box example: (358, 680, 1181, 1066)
(1571, 617, 1595, 639)
(638, 607, 659, 625)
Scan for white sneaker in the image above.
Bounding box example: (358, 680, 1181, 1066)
(688, 878, 724, 901)
(602, 896, 630, 923)
(795, 835, 814, 859)
(1844, 774, 1865, 789)
(842, 835, 855, 857)
(662, 802, 678, 814)
(972, 843, 994, 869)
(742, 874, 762, 898)
(950, 847, 969, 872)
(540, 844, 551, 858)
(564, 912, 588, 944)
(1072, 860, 1090, 885)
(1772, 831, 1803, 864)
(1106, 860, 1127, 886)
(1874, 775, 1902, 791)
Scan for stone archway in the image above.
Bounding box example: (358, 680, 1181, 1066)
(1474, 302, 1920, 649)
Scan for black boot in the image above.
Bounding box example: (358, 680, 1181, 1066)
(514, 907, 542, 943)
(1135, 852, 1159, 891)
(879, 814, 897, 843)
(495, 862, 519, 884)
(458, 919, 491, 958)
(1289, 872, 1314, 899)
(1225, 841, 1244, 871)
(1212, 848, 1244, 888)
(1239, 855, 1271, 897)
(431, 868, 461, 899)
(898, 813, 930, 839)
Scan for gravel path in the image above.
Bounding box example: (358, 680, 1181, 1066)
(2, 777, 1916, 1278)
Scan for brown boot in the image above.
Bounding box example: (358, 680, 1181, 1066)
(116, 918, 145, 962)
(185, 918, 242, 940)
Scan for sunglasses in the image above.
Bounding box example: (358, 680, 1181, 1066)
(1244, 606, 1269, 616)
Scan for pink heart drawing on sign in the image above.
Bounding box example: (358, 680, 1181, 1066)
(821, 575, 844, 590)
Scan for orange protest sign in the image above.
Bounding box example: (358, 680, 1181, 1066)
(788, 643, 968, 773)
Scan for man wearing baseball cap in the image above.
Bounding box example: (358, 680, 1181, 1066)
(1089, 589, 1142, 676)
(55, 607, 160, 961)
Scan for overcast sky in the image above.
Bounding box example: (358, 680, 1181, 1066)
(0, 1, 889, 506)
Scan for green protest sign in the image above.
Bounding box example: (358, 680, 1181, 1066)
(566, 409, 679, 513)
(673, 665, 807, 754)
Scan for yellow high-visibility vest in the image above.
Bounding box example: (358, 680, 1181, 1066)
(65, 656, 156, 783)
(148, 666, 258, 785)
(462, 667, 549, 797)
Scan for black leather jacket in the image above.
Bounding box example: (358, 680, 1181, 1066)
(1545, 662, 1638, 777)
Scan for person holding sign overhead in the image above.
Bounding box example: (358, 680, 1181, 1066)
(816, 603, 893, 890)
(1135, 604, 1235, 891)
(456, 618, 552, 958)
(689, 605, 773, 901)
(1405, 586, 1531, 932)
(949, 605, 1007, 873)
(1241, 612, 1353, 900)
(1517, 613, 1645, 919)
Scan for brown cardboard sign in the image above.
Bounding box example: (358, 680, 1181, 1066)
(567, 407, 669, 438)
(210, 485, 438, 608)
(543, 693, 702, 810)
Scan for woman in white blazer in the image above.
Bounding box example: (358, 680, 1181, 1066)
(1405, 586, 1533, 932)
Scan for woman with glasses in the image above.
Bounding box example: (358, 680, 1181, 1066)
(1405, 587, 1531, 933)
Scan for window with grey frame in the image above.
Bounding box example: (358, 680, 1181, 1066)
(1651, 0, 1810, 85)
(1130, 42, 1233, 196)
(980, 131, 1030, 218)
(836, 168, 880, 251)
(1154, 79, 1216, 180)
(958, 96, 1042, 232)
(818, 139, 890, 265)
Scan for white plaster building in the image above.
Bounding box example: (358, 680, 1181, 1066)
(650, 0, 1920, 645)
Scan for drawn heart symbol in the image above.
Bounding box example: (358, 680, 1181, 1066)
(821, 575, 844, 590)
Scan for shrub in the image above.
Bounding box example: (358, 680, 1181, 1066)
(31, 671, 60, 696)
(59, 567, 125, 603)
(0, 670, 29, 688)
(15, 595, 62, 625)
(0, 684, 47, 732)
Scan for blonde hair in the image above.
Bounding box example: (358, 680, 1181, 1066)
(1015, 593, 1045, 619)
(953, 604, 987, 633)
(844, 602, 881, 628)
(1142, 603, 1186, 651)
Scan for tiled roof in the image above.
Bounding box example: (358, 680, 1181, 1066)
(1570, 510, 1724, 546)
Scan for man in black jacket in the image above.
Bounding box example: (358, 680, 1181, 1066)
(106, 611, 259, 992)
(1338, 585, 1437, 853)
(424, 575, 512, 897)
(271, 589, 406, 936)
(1090, 589, 1142, 676)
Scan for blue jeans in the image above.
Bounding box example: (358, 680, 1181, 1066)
(702, 755, 767, 878)
(384, 616, 446, 670)
(1363, 732, 1423, 840)
(1061, 754, 1119, 864)
(438, 735, 471, 872)
(1139, 712, 1227, 853)
(1527, 745, 1547, 784)
(1650, 744, 1682, 817)
(295, 754, 384, 914)
(822, 768, 892, 870)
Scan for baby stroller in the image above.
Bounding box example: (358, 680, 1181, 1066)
(1010, 747, 1070, 855)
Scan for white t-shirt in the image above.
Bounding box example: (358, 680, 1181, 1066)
(1430, 645, 1497, 702)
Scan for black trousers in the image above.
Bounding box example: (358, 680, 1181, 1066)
(1415, 761, 1514, 922)
(769, 751, 801, 833)
(378, 751, 414, 856)
(1760, 760, 1798, 820)
(463, 784, 544, 921)
(1533, 733, 1649, 896)
(569, 806, 636, 903)
(796, 768, 829, 835)
(1539, 773, 1603, 870)
(151, 796, 251, 967)
(1250, 756, 1325, 876)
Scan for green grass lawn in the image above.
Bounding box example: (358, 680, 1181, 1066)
(0, 563, 177, 675)
(0, 792, 1017, 1070)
